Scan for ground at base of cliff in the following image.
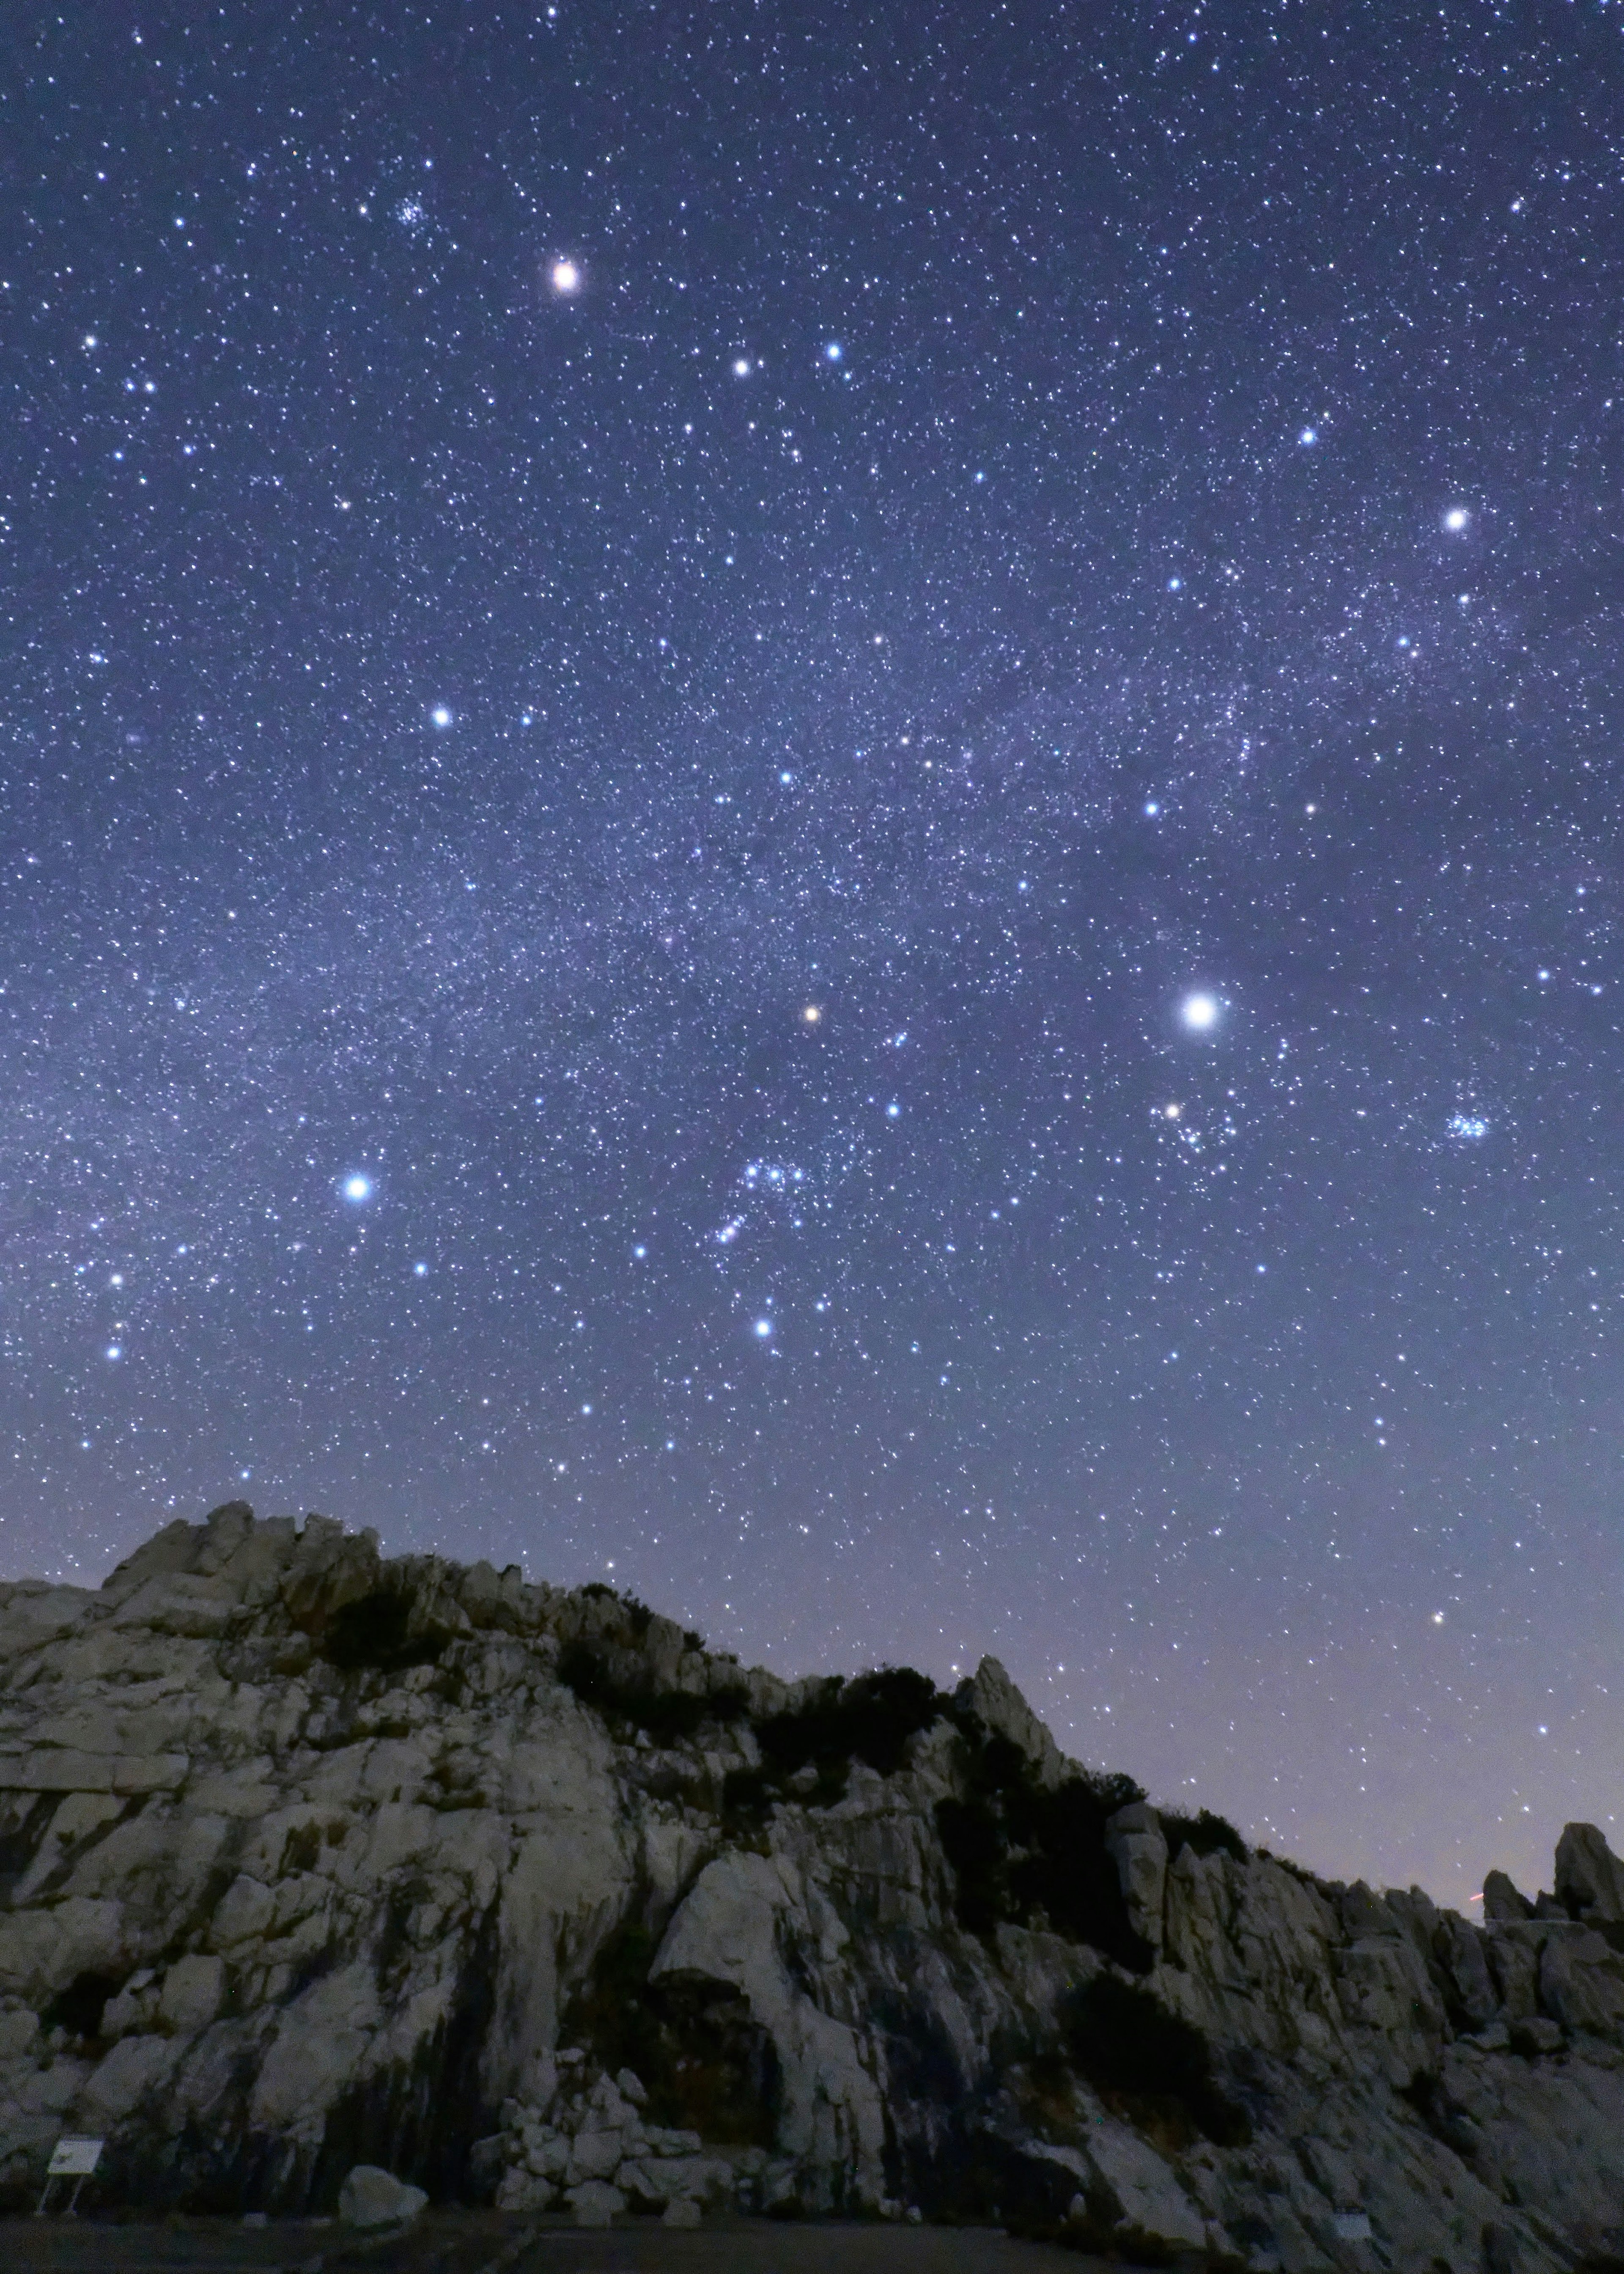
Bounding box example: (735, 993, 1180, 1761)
(0, 2213, 1108, 2272)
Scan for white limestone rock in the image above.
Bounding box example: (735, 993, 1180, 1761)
(1105, 1801, 1168, 1953)
(567, 2178, 624, 2225)
(956, 1655, 1065, 1788)
(337, 2164, 427, 2229)
(652, 1846, 887, 2208)
(0, 1500, 1614, 2271)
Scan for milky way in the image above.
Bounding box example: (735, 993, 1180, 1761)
(5, 2, 1624, 1901)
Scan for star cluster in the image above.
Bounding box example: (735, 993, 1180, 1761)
(4, 0, 1624, 1901)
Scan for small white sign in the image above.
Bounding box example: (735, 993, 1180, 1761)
(1333, 2210, 1372, 2243)
(47, 2137, 103, 2178)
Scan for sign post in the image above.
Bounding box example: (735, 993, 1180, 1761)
(36, 2136, 103, 2217)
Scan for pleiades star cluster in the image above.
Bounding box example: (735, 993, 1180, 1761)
(4, 2, 1623, 1903)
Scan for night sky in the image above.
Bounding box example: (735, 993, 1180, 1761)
(5, 2, 1624, 1905)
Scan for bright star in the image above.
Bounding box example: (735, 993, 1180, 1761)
(105, 1344, 122, 1362)
(824, 341, 842, 361)
(754, 1318, 773, 1338)
(431, 705, 453, 727)
(1298, 426, 1317, 446)
(732, 356, 752, 377)
(802, 1004, 821, 1023)
(550, 259, 581, 295)
(413, 1261, 428, 1276)
(1443, 506, 1470, 531)
(344, 1174, 373, 1201)
(1180, 993, 1220, 1031)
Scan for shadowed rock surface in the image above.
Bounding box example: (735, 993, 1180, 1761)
(0, 1501, 1619, 2271)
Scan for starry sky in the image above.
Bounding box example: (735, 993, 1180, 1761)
(5, 0, 1624, 1905)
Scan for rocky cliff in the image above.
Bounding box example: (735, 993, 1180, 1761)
(0, 1501, 1618, 2270)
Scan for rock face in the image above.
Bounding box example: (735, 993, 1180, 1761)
(0, 1502, 1618, 2269)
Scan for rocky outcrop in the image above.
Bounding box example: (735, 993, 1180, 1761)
(0, 1502, 1617, 2269)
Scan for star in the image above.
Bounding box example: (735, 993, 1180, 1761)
(1180, 993, 1220, 1031)
(1443, 506, 1471, 531)
(550, 259, 581, 295)
(343, 1175, 373, 1201)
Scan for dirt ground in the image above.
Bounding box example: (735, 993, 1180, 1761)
(0, 2210, 1106, 2272)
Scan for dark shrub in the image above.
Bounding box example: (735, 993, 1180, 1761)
(936, 1731, 1152, 1971)
(556, 1640, 747, 1740)
(1009, 1777, 1152, 1965)
(578, 1581, 654, 1640)
(721, 1764, 775, 1822)
(935, 1794, 1012, 1936)
(748, 1667, 949, 1811)
(1067, 1974, 1251, 2146)
(1160, 1806, 1248, 1865)
(42, 1969, 123, 2042)
(323, 1587, 445, 1674)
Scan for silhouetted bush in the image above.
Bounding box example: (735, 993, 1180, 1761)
(42, 1970, 123, 2043)
(322, 1587, 446, 1674)
(578, 1581, 653, 1639)
(1067, 1974, 1251, 2146)
(724, 1666, 950, 1816)
(936, 1792, 1010, 1934)
(556, 1640, 747, 1740)
(1160, 1806, 1248, 1865)
(936, 1731, 1153, 1970)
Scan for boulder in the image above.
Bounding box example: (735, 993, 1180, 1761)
(337, 2165, 427, 2230)
(567, 2179, 624, 2226)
